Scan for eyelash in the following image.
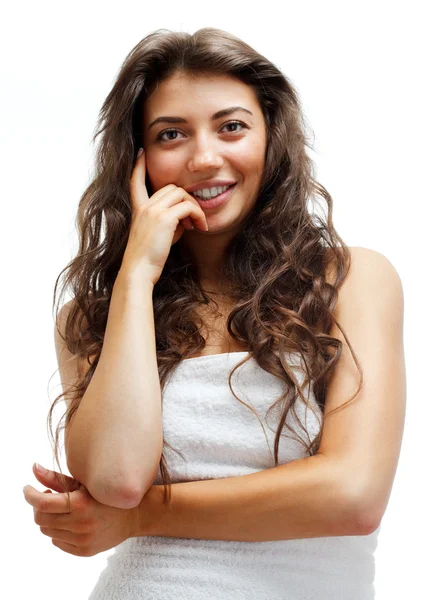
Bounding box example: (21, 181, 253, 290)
(155, 120, 248, 142)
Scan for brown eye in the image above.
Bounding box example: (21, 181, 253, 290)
(156, 129, 183, 142)
(155, 120, 248, 143)
(221, 121, 247, 133)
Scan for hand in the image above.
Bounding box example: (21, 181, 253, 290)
(22, 464, 150, 557)
(123, 148, 209, 285)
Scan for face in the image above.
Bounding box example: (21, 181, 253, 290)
(141, 71, 267, 235)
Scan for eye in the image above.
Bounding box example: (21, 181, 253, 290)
(155, 120, 248, 143)
(156, 129, 183, 142)
(221, 121, 248, 134)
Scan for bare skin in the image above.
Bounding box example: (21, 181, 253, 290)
(23, 71, 406, 552)
(142, 70, 268, 288)
(139, 69, 269, 357)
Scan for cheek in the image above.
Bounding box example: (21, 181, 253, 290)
(147, 156, 182, 191)
(230, 140, 265, 176)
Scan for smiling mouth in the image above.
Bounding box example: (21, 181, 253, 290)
(190, 183, 237, 201)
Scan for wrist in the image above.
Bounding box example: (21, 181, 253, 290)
(117, 262, 156, 291)
(129, 484, 164, 538)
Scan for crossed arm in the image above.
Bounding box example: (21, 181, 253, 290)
(23, 451, 370, 559)
(23, 249, 403, 554)
(134, 248, 405, 543)
(137, 454, 372, 542)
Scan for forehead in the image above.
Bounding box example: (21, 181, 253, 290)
(143, 71, 260, 120)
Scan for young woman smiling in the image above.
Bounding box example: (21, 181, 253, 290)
(23, 27, 405, 600)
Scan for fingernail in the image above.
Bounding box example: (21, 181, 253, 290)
(137, 147, 144, 158)
(35, 463, 47, 474)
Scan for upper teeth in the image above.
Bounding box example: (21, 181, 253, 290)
(193, 185, 232, 199)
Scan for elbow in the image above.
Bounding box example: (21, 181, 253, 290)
(89, 477, 146, 509)
(100, 461, 161, 510)
(318, 454, 382, 536)
(352, 493, 383, 535)
(67, 461, 146, 509)
(340, 483, 381, 536)
(89, 464, 160, 509)
(66, 441, 161, 510)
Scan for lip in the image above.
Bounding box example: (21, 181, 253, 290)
(185, 179, 237, 193)
(191, 183, 237, 210)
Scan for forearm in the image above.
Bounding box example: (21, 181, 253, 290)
(67, 269, 163, 507)
(140, 455, 366, 542)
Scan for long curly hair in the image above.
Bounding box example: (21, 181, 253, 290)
(48, 27, 362, 508)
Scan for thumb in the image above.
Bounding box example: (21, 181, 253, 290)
(32, 463, 81, 493)
(130, 147, 149, 213)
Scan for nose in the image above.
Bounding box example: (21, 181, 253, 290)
(187, 137, 224, 172)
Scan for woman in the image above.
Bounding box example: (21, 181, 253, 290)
(23, 27, 405, 599)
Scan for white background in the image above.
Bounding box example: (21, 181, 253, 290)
(3, 0, 422, 597)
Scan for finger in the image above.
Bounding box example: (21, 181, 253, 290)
(34, 506, 77, 529)
(170, 199, 209, 232)
(40, 526, 84, 547)
(180, 192, 208, 231)
(23, 485, 73, 513)
(130, 148, 151, 210)
(130, 153, 197, 230)
(182, 216, 195, 230)
(32, 463, 80, 493)
(52, 538, 84, 557)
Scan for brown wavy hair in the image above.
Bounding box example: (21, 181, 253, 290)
(47, 27, 363, 509)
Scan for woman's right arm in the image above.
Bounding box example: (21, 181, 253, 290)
(57, 149, 208, 510)
(60, 269, 163, 510)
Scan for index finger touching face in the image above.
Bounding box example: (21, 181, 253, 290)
(129, 147, 150, 212)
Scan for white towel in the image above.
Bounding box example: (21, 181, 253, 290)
(89, 352, 379, 599)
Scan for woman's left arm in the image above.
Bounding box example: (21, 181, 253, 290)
(141, 453, 367, 543)
(139, 247, 406, 543)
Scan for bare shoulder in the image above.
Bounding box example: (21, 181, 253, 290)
(54, 299, 81, 364)
(324, 245, 403, 299)
(54, 300, 75, 350)
(324, 245, 404, 357)
(54, 299, 94, 387)
(345, 245, 401, 275)
(55, 296, 94, 333)
(323, 245, 404, 354)
(55, 299, 83, 347)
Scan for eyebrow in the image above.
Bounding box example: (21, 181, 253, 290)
(147, 106, 254, 130)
